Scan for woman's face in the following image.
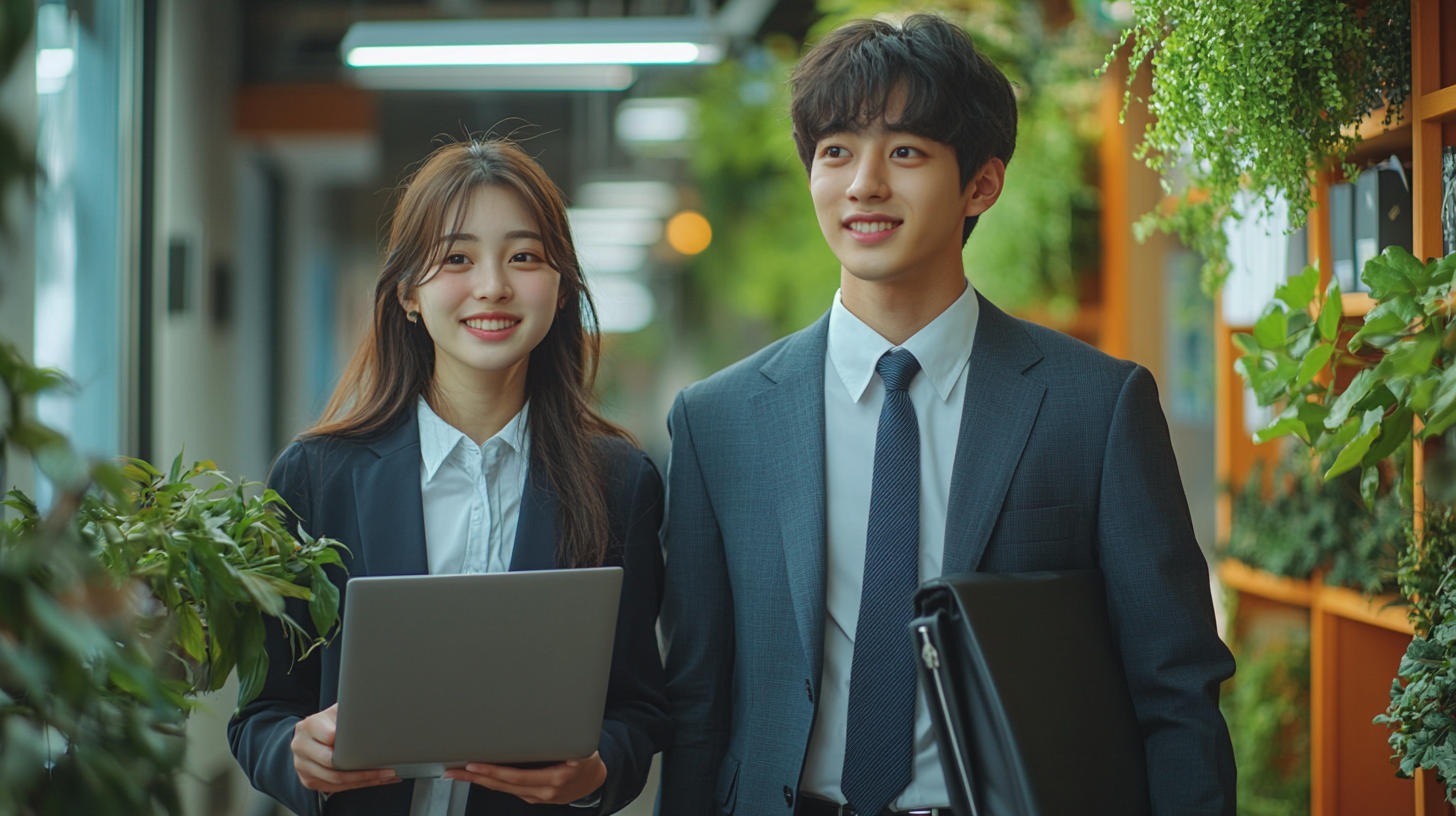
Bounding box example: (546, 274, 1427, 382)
(403, 185, 563, 381)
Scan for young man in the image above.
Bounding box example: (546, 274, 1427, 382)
(657, 14, 1235, 816)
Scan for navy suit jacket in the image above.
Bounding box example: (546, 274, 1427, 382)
(228, 414, 671, 816)
(656, 295, 1236, 816)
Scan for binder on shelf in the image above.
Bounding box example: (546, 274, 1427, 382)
(1330, 182, 1357, 292)
(909, 570, 1151, 816)
(1354, 161, 1412, 286)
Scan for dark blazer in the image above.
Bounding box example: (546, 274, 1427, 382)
(657, 295, 1236, 816)
(228, 413, 671, 816)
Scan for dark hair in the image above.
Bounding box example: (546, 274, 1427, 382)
(789, 13, 1018, 244)
(308, 139, 630, 569)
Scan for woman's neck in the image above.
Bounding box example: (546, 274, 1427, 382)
(426, 356, 529, 445)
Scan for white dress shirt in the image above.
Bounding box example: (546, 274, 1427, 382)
(415, 397, 531, 816)
(800, 283, 979, 811)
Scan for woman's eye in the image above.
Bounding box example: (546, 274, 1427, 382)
(444, 253, 470, 265)
(510, 252, 541, 264)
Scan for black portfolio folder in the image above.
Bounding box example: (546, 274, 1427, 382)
(908, 571, 1151, 816)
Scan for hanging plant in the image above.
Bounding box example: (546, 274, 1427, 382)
(1106, 0, 1411, 294)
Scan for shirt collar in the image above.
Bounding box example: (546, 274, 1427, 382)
(827, 281, 979, 403)
(416, 397, 530, 483)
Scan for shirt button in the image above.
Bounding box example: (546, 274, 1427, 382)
(783, 786, 793, 807)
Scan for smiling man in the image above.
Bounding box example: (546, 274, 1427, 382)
(656, 14, 1235, 816)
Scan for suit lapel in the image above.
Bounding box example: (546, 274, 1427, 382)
(510, 459, 559, 571)
(750, 314, 830, 684)
(942, 296, 1048, 576)
(355, 414, 430, 577)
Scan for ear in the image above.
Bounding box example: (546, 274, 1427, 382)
(962, 158, 1007, 219)
(396, 281, 418, 316)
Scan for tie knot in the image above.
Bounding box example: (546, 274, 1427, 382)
(876, 349, 921, 393)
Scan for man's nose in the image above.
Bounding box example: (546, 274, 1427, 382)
(846, 155, 890, 201)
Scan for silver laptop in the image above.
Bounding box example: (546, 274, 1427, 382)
(331, 567, 623, 777)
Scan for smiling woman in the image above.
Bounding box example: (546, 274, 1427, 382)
(228, 139, 670, 816)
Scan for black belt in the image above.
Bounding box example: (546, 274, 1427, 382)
(795, 796, 951, 816)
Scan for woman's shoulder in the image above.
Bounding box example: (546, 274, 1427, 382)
(591, 435, 661, 489)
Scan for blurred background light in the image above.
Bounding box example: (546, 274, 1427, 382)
(616, 98, 698, 143)
(347, 42, 703, 67)
(35, 48, 73, 94)
(568, 208, 663, 246)
(349, 65, 636, 92)
(666, 210, 712, 255)
(575, 181, 679, 217)
(578, 244, 649, 276)
(590, 276, 655, 333)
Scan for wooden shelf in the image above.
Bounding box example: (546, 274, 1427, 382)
(1343, 292, 1375, 317)
(1419, 84, 1456, 123)
(1347, 107, 1413, 166)
(1219, 559, 1314, 606)
(1218, 559, 1413, 635)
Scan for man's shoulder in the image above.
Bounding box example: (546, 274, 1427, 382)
(1012, 315, 1139, 395)
(678, 319, 824, 408)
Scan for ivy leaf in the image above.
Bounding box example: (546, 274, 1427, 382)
(1254, 306, 1289, 350)
(1325, 369, 1377, 429)
(1232, 332, 1261, 356)
(1325, 408, 1385, 480)
(1318, 279, 1343, 341)
(1275, 264, 1321, 311)
(1294, 343, 1335, 391)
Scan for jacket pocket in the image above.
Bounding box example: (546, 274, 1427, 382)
(716, 752, 741, 814)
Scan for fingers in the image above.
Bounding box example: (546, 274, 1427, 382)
(444, 753, 604, 806)
(291, 709, 398, 793)
(443, 770, 555, 804)
(300, 708, 338, 747)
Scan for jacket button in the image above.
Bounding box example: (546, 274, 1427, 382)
(784, 785, 794, 807)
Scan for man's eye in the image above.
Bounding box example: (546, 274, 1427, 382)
(824, 146, 845, 158)
(893, 147, 918, 158)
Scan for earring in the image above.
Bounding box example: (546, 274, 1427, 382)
(407, 310, 420, 323)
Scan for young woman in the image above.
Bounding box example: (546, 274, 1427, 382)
(228, 139, 670, 816)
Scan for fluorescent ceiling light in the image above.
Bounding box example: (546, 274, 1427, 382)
(569, 208, 663, 246)
(575, 181, 679, 217)
(578, 245, 649, 275)
(350, 42, 702, 67)
(342, 18, 724, 69)
(351, 65, 635, 92)
(616, 98, 697, 143)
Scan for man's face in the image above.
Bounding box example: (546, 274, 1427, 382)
(809, 123, 976, 285)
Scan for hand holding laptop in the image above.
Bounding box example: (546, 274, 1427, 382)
(442, 751, 607, 805)
(292, 704, 402, 794)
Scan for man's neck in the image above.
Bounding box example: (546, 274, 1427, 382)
(838, 269, 968, 346)
(426, 356, 528, 445)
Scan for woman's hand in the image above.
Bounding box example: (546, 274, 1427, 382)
(292, 704, 401, 793)
(443, 751, 607, 805)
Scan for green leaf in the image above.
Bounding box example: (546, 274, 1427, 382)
(1360, 465, 1380, 511)
(1325, 408, 1385, 480)
(308, 565, 340, 639)
(1254, 306, 1289, 350)
(1318, 280, 1343, 340)
(1275, 264, 1320, 311)
(235, 608, 269, 710)
(1364, 408, 1413, 467)
(1232, 332, 1262, 356)
(1254, 416, 1306, 444)
(1348, 298, 1416, 351)
(1294, 343, 1335, 391)
(1325, 369, 1377, 429)
(1362, 250, 1417, 299)
(175, 604, 206, 663)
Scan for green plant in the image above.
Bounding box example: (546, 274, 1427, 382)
(1375, 507, 1456, 802)
(1236, 249, 1456, 506)
(1108, 0, 1412, 294)
(1227, 446, 1407, 593)
(1221, 595, 1311, 816)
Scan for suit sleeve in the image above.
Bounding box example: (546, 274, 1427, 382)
(228, 441, 325, 816)
(655, 392, 736, 816)
(1098, 366, 1236, 816)
(595, 449, 673, 815)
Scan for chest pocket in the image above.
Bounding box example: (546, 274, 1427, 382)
(985, 504, 1093, 572)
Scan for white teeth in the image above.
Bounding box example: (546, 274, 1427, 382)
(464, 318, 520, 331)
(849, 221, 897, 233)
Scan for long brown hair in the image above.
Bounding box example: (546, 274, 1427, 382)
(309, 139, 630, 568)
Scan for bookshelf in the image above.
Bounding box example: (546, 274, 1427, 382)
(1215, 2, 1456, 813)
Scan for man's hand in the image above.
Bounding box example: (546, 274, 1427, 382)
(292, 704, 401, 793)
(443, 751, 607, 805)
